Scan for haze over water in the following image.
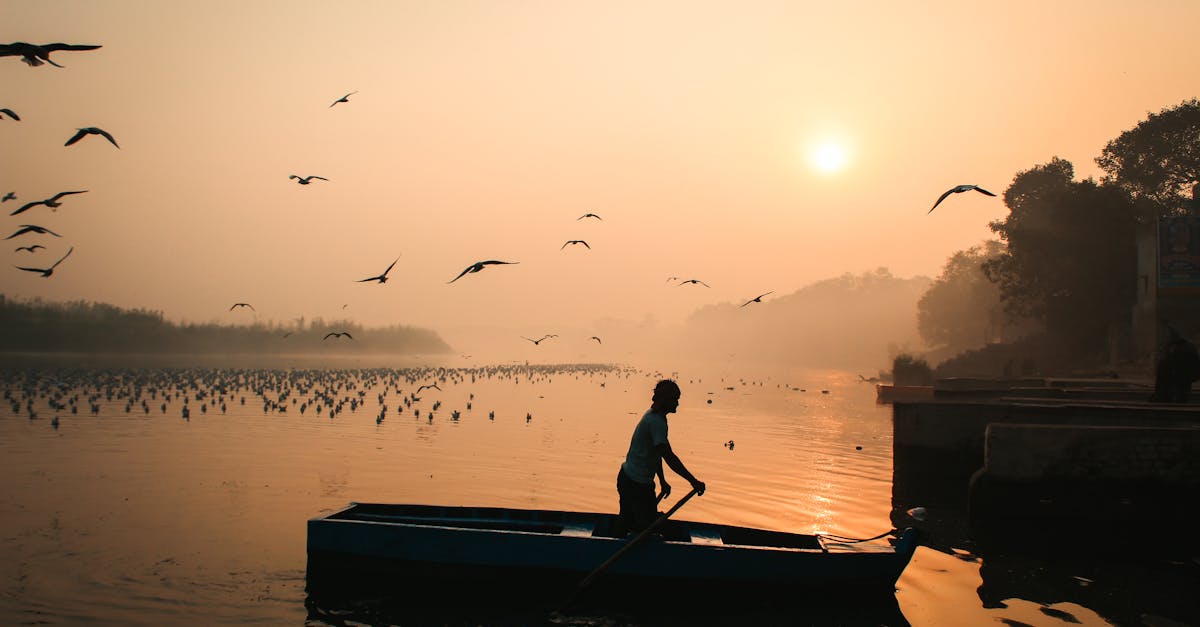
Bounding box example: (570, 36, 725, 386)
(5, 1, 1200, 624)
(4, 1, 1200, 349)
(0, 363, 1136, 625)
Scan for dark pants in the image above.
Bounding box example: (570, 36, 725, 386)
(616, 468, 658, 536)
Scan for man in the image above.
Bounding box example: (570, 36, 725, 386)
(1153, 326, 1200, 403)
(616, 379, 705, 535)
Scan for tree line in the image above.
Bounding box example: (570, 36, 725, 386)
(0, 295, 451, 355)
(675, 267, 931, 369)
(916, 98, 1199, 369)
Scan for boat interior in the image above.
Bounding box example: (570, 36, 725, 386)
(328, 503, 824, 550)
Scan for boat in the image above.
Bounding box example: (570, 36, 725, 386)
(306, 502, 921, 607)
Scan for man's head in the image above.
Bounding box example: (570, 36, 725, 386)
(651, 379, 681, 414)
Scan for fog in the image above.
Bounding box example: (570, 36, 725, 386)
(4, 1, 1198, 370)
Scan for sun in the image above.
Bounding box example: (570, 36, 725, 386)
(811, 142, 847, 173)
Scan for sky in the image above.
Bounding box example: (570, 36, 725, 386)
(3, 0, 1199, 353)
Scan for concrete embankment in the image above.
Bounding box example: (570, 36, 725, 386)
(968, 423, 1200, 547)
(892, 392, 1200, 505)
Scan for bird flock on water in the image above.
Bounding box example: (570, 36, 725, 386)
(5, 363, 838, 462)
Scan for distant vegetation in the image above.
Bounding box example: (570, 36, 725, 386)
(0, 294, 451, 355)
(891, 354, 933, 386)
(919, 98, 1200, 375)
(674, 268, 932, 369)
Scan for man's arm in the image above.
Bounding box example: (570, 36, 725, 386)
(655, 457, 670, 499)
(655, 443, 704, 495)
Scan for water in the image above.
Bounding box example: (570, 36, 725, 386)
(0, 362, 1194, 625)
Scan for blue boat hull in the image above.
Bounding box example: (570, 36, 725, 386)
(306, 503, 920, 605)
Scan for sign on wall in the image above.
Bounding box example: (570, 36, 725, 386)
(1158, 216, 1200, 289)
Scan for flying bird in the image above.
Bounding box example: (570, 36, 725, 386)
(665, 276, 679, 283)
(577, 213, 602, 221)
(330, 91, 358, 107)
(521, 335, 556, 345)
(561, 240, 590, 250)
(739, 291, 774, 307)
(323, 331, 353, 340)
(928, 184, 996, 213)
(416, 383, 441, 393)
(0, 108, 19, 121)
(10, 190, 87, 216)
(15, 246, 72, 277)
(289, 175, 327, 185)
(1, 192, 15, 202)
(678, 279, 710, 287)
(5, 225, 61, 239)
(357, 257, 399, 284)
(15, 244, 44, 253)
(448, 260, 519, 283)
(229, 303, 255, 312)
(590, 336, 602, 344)
(0, 42, 102, 68)
(64, 127, 119, 148)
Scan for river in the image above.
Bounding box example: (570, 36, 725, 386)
(1, 361, 1194, 625)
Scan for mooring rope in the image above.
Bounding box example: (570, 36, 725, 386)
(816, 528, 900, 544)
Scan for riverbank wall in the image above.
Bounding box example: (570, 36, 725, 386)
(891, 379, 1200, 506)
(968, 423, 1200, 548)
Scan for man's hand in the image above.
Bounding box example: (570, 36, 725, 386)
(657, 482, 671, 502)
(691, 480, 706, 496)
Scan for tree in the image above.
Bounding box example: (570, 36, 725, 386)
(917, 240, 1006, 353)
(983, 158, 1139, 353)
(1096, 98, 1200, 214)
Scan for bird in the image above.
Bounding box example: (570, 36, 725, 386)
(15, 244, 44, 253)
(229, 303, 255, 312)
(561, 240, 590, 250)
(448, 260, 519, 283)
(289, 175, 327, 185)
(0, 42, 102, 68)
(330, 91, 358, 107)
(739, 291, 774, 307)
(521, 335, 555, 345)
(1, 192, 14, 202)
(416, 383, 441, 393)
(0, 108, 18, 121)
(590, 336, 602, 344)
(928, 184, 996, 213)
(64, 127, 119, 148)
(15, 246, 72, 277)
(678, 279, 710, 287)
(665, 276, 679, 283)
(10, 190, 87, 216)
(6, 225, 61, 239)
(577, 213, 602, 221)
(323, 331, 353, 340)
(357, 257, 399, 283)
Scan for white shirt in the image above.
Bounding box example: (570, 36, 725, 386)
(620, 409, 669, 485)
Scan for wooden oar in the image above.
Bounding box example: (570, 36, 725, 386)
(558, 487, 700, 612)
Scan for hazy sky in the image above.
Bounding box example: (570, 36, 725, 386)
(4, 0, 1199, 348)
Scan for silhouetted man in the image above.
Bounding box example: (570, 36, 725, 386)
(1152, 328, 1200, 403)
(615, 379, 705, 536)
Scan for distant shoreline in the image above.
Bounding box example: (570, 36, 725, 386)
(0, 351, 454, 369)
